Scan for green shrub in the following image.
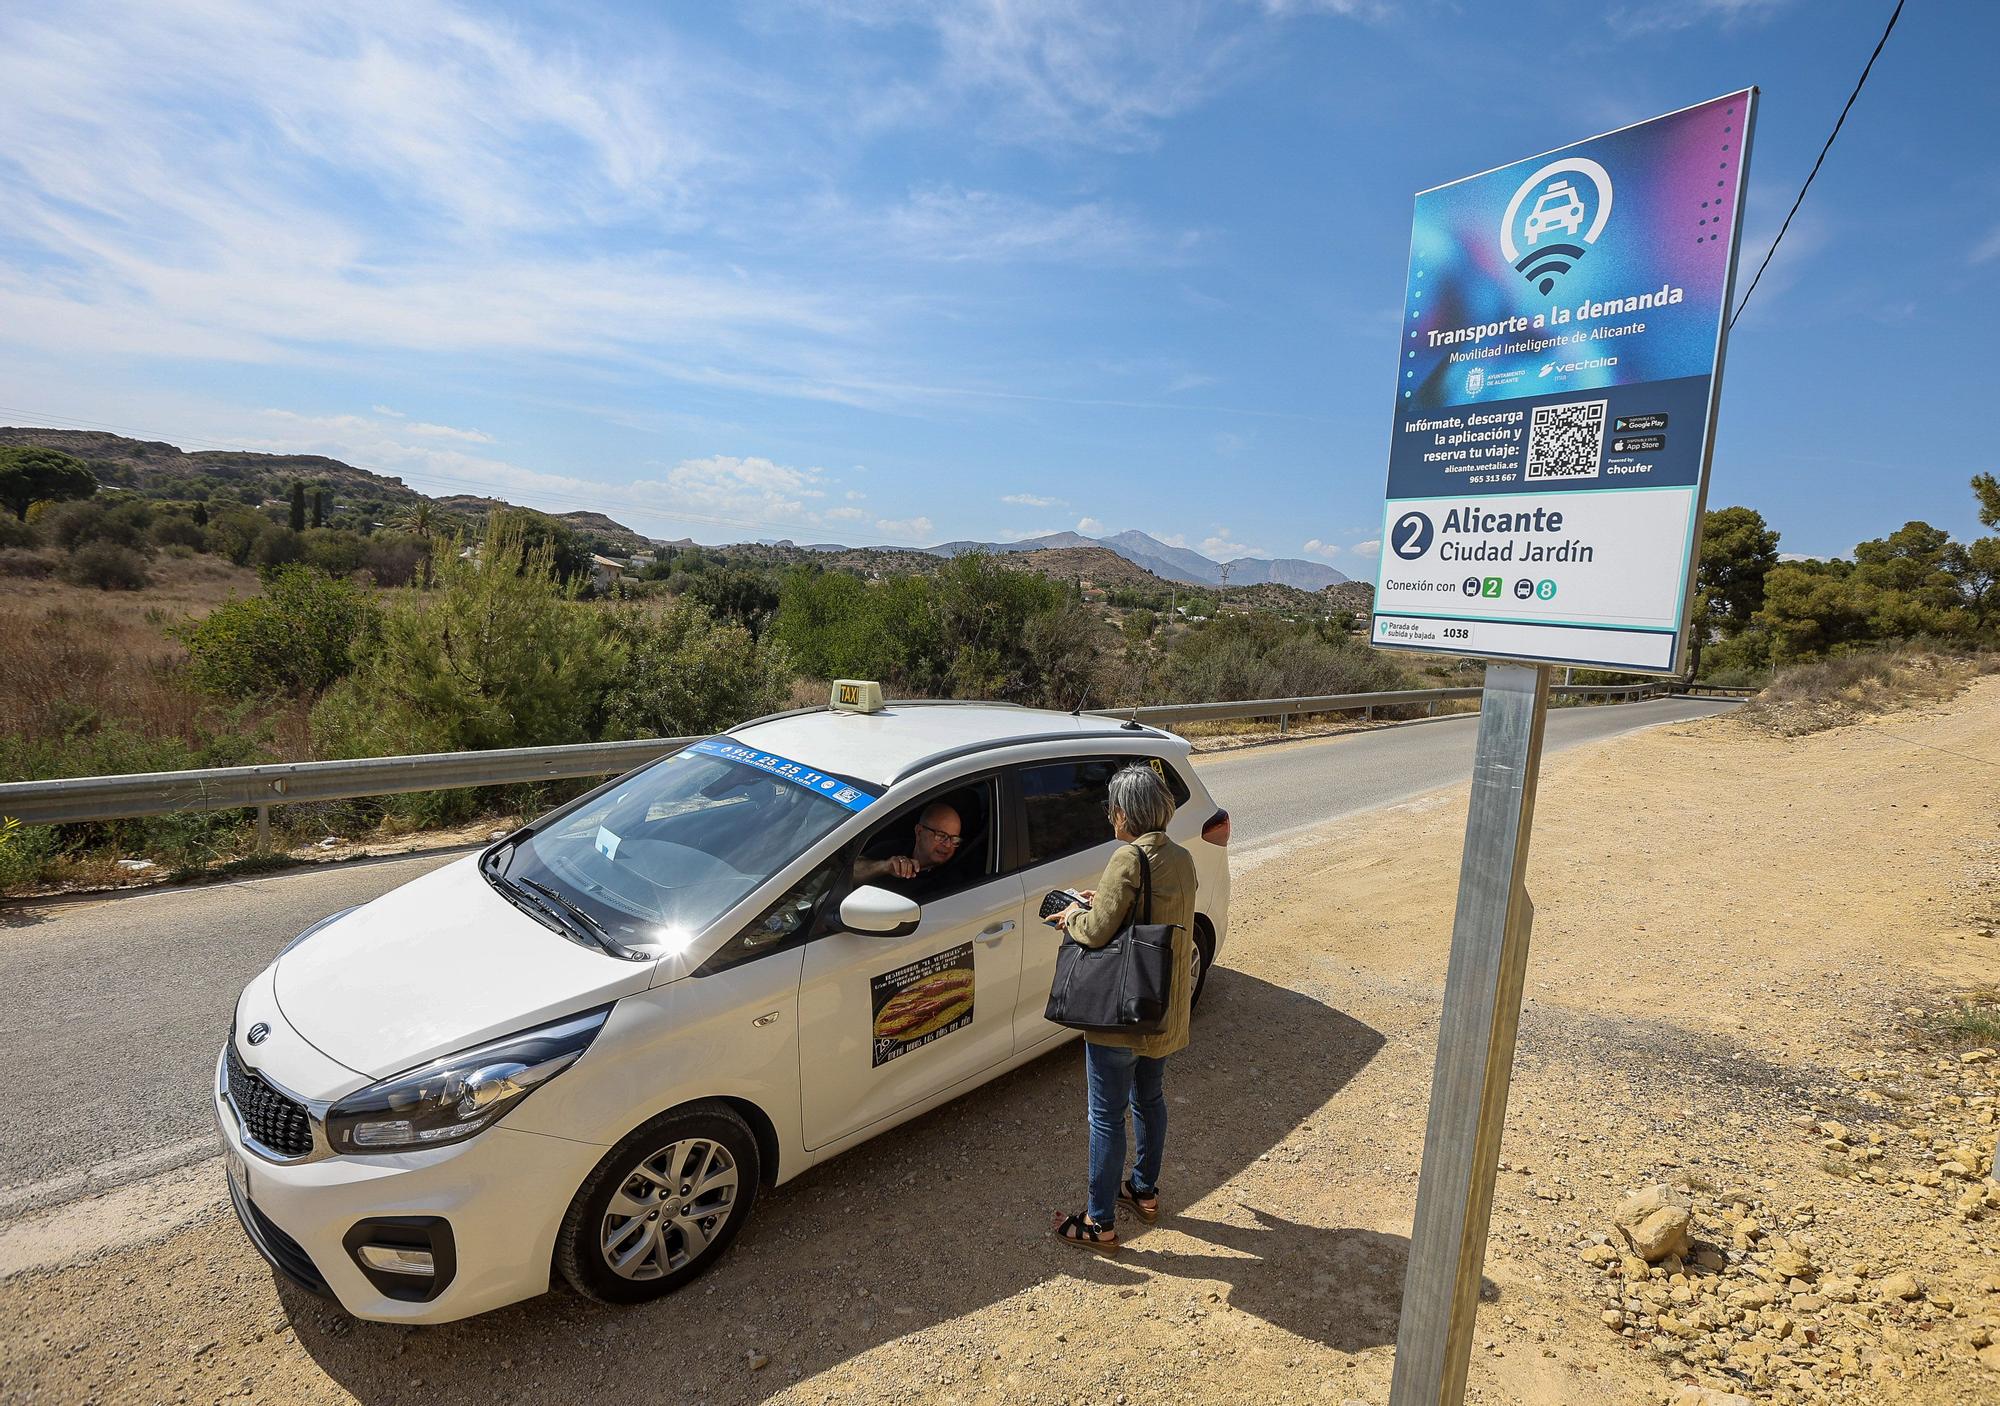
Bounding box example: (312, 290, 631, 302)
(249, 524, 303, 570)
(61, 541, 151, 590)
(149, 515, 206, 551)
(300, 528, 367, 578)
(1150, 613, 1411, 705)
(772, 553, 1105, 706)
(0, 818, 58, 892)
(205, 509, 269, 566)
(180, 565, 378, 701)
(0, 514, 37, 549)
(361, 533, 426, 587)
(41, 499, 148, 552)
(313, 522, 623, 761)
(603, 598, 795, 739)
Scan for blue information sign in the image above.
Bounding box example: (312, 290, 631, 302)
(1372, 92, 1757, 675)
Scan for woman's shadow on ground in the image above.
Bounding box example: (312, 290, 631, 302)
(288, 968, 1407, 1404)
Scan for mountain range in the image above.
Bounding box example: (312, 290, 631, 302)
(0, 426, 1350, 588)
(919, 529, 1349, 589)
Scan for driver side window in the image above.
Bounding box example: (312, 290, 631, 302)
(854, 777, 999, 902)
(698, 853, 845, 976)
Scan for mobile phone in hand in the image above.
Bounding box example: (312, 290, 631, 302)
(1039, 888, 1090, 923)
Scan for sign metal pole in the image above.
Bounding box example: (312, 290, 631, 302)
(1387, 661, 1550, 1406)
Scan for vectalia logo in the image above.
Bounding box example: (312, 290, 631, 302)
(1501, 158, 1613, 297)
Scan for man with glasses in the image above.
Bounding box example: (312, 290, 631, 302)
(853, 802, 963, 893)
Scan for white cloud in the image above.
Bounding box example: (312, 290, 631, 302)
(1351, 539, 1381, 559)
(1300, 538, 1342, 560)
(875, 515, 935, 541)
(860, 184, 1188, 265)
(1257, 0, 1379, 15)
(824, 505, 868, 522)
(1607, 0, 1791, 34)
(1202, 531, 1261, 560)
(663, 454, 830, 526)
(1003, 492, 1064, 508)
(1973, 225, 2000, 265)
(1076, 516, 1104, 535)
(0, 1, 879, 401)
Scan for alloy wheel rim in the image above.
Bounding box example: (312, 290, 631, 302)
(599, 1137, 739, 1280)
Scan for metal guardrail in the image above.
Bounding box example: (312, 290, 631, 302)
(0, 683, 1685, 835)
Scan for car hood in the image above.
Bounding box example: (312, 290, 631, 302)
(272, 854, 659, 1080)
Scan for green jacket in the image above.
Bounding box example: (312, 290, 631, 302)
(1060, 831, 1199, 1058)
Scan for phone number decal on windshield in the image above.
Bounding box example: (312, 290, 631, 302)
(689, 739, 878, 811)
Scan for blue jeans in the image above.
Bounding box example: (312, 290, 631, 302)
(1084, 1041, 1167, 1227)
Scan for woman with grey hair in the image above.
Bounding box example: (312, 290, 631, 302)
(1049, 763, 1199, 1250)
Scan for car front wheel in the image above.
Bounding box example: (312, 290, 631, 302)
(556, 1102, 761, 1304)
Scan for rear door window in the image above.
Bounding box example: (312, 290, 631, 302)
(1017, 759, 1118, 865)
(1016, 755, 1194, 866)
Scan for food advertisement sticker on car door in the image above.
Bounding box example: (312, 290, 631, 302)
(869, 944, 975, 1067)
(1370, 91, 1756, 676)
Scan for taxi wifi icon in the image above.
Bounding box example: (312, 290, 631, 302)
(1501, 158, 1613, 297)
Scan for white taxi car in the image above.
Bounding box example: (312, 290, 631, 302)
(215, 686, 1232, 1322)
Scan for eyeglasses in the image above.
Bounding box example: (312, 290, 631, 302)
(916, 822, 964, 848)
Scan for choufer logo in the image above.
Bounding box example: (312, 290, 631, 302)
(1500, 157, 1613, 296)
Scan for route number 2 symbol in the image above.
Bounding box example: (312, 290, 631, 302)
(1391, 511, 1434, 560)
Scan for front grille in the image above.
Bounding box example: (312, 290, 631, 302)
(224, 1040, 314, 1157)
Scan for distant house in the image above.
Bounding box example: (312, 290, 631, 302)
(589, 554, 626, 593)
(629, 552, 656, 571)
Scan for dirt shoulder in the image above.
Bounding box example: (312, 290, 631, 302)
(3, 681, 1997, 1406)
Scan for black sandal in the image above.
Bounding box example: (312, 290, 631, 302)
(1053, 1212, 1118, 1251)
(1118, 1179, 1161, 1224)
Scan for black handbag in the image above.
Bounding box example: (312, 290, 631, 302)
(1043, 845, 1178, 1035)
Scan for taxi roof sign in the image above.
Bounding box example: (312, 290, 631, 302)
(830, 679, 885, 714)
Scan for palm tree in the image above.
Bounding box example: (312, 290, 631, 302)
(396, 500, 439, 587)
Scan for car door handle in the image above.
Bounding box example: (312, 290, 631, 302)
(975, 920, 1015, 945)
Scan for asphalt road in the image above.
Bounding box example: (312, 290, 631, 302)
(1202, 694, 1739, 859)
(0, 695, 1734, 1215)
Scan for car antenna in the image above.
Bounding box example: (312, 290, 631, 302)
(1121, 702, 1144, 731)
(1070, 686, 1091, 717)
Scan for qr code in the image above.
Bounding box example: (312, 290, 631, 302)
(1524, 400, 1608, 480)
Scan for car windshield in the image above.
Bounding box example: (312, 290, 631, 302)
(488, 746, 868, 953)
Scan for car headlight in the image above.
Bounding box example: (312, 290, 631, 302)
(325, 1007, 611, 1155)
(278, 906, 359, 960)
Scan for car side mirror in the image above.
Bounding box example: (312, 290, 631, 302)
(839, 885, 921, 938)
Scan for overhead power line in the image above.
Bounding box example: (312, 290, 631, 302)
(1730, 0, 1904, 330)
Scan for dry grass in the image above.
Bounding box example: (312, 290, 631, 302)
(1733, 647, 2000, 736)
(0, 556, 265, 756)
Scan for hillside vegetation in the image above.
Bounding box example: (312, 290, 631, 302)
(3, 432, 1994, 893)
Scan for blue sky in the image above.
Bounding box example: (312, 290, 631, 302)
(0, 0, 1992, 565)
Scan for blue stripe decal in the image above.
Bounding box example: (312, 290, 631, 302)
(690, 739, 877, 811)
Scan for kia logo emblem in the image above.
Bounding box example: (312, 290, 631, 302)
(246, 1022, 270, 1046)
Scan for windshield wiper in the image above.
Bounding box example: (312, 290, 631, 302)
(518, 878, 646, 962)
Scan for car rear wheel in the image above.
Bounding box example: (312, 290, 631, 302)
(1190, 923, 1216, 1012)
(557, 1102, 760, 1304)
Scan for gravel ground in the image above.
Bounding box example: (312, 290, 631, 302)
(2, 679, 1997, 1406)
